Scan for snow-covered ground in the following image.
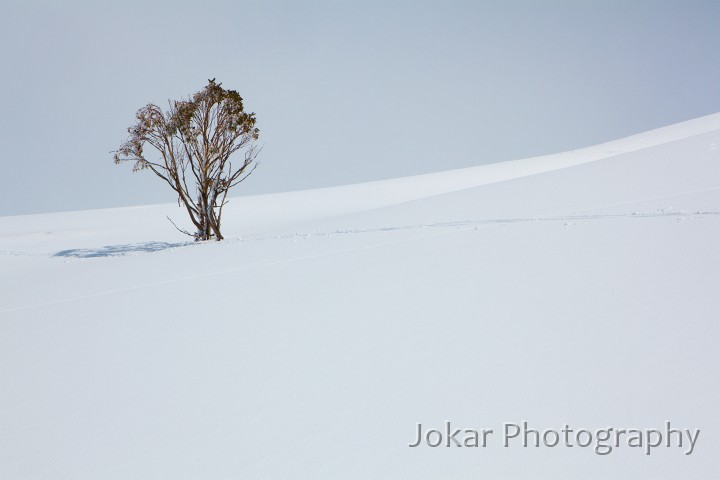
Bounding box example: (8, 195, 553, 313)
(1, 114, 719, 479)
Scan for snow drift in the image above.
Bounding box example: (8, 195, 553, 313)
(1, 113, 719, 479)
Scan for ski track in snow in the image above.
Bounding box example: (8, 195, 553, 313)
(1, 210, 718, 260)
(0, 226, 474, 315)
(266, 210, 720, 241)
(1, 209, 718, 316)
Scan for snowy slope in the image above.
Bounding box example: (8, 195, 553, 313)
(1, 114, 719, 479)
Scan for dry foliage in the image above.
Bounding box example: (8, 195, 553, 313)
(113, 79, 260, 241)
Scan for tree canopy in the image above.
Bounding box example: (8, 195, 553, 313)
(114, 79, 260, 241)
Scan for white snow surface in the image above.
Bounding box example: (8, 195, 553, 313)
(1, 113, 720, 479)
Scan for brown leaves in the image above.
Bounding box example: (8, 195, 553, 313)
(112, 79, 261, 241)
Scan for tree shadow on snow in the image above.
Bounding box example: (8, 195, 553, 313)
(53, 241, 191, 258)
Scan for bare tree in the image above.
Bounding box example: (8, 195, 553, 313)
(113, 79, 260, 241)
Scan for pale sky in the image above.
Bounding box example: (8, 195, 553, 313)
(1, 0, 719, 216)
